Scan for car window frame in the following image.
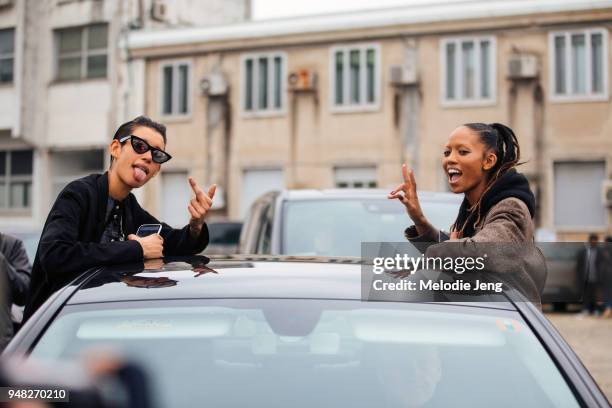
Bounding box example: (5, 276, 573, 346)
(255, 203, 274, 254)
(513, 300, 609, 407)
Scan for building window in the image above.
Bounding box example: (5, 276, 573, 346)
(161, 171, 191, 227)
(331, 44, 379, 110)
(56, 24, 108, 81)
(550, 28, 608, 100)
(0, 150, 33, 209)
(334, 166, 377, 188)
(441, 36, 495, 105)
(242, 53, 285, 114)
(553, 161, 606, 228)
(160, 61, 191, 116)
(0, 28, 15, 84)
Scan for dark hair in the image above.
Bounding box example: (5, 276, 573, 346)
(463, 122, 521, 179)
(455, 122, 522, 234)
(113, 115, 167, 144)
(588, 233, 599, 242)
(110, 116, 166, 165)
(605, 235, 612, 243)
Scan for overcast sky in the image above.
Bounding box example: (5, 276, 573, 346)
(252, 0, 468, 20)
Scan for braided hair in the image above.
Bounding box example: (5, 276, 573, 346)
(453, 122, 522, 235)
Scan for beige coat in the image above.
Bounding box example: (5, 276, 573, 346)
(405, 197, 546, 304)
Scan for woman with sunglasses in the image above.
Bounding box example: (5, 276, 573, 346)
(24, 116, 214, 321)
(388, 123, 546, 304)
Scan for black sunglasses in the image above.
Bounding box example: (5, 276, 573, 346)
(118, 135, 172, 164)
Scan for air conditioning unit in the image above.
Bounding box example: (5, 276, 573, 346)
(288, 68, 317, 91)
(151, 0, 167, 22)
(389, 64, 418, 86)
(602, 180, 612, 207)
(0, 0, 14, 8)
(200, 72, 228, 97)
(507, 54, 539, 79)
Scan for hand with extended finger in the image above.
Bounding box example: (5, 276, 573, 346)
(187, 177, 216, 237)
(387, 164, 428, 225)
(387, 164, 434, 237)
(128, 233, 164, 259)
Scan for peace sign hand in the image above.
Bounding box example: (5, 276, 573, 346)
(187, 177, 215, 236)
(387, 164, 427, 227)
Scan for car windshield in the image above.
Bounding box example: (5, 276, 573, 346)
(282, 199, 459, 256)
(31, 299, 579, 408)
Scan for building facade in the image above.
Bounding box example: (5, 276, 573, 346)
(0, 0, 250, 231)
(126, 0, 612, 240)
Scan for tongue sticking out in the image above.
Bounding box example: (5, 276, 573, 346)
(133, 167, 147, 182)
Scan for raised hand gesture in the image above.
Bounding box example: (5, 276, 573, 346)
(387, 164, 428, 228)
(187, 177, 215, 236)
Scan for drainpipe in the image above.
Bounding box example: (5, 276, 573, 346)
(287, 69, 318, 189)
(393, 39, 420, 178)
(507, 51, 542, 226)
(532, 82, 545, 228)
(201, 60, 230, 218)
(137, 0, 145, 28)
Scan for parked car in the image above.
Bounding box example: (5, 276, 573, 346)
(239, 190, 588, 307)
(206, 222, 242, 254)
(538, 242, 585, 310)
(239, 189, 462, 256)
(5, 255, 608, 407)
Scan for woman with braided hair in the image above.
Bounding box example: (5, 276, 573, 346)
(388, 123, 546, 303)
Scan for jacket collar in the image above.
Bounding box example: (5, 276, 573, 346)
(97, 171, 138, 235)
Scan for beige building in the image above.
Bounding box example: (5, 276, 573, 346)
(128, 0, 612, 239)
(0, 0, 250, 232)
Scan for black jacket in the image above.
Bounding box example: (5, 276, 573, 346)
(0, 233, 32, 350)
(24, 172, 209, 320)
(0, 233, 32, 307)
(576, 245, 603, 285)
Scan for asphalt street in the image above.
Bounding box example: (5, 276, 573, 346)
(546, 313, 612, 402)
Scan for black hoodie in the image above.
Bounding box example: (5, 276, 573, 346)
(453, 169, 535, 238)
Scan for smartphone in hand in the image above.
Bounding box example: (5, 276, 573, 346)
(136, 223, 162, 237)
